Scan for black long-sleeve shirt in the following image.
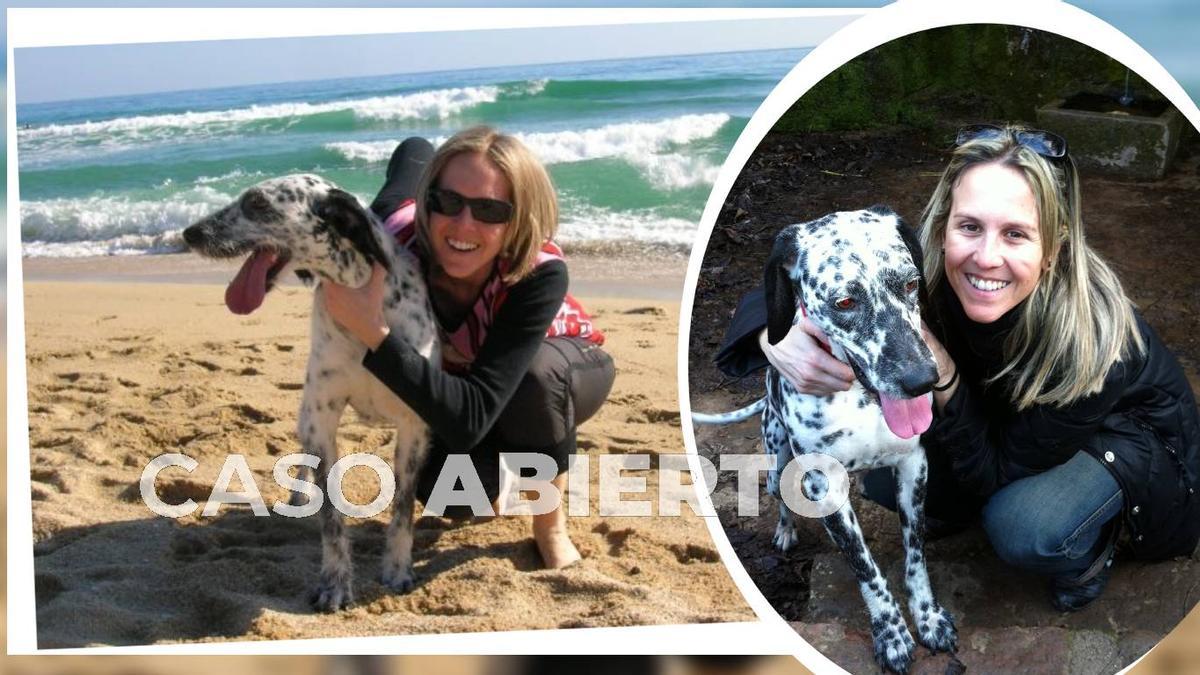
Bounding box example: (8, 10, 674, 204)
(927, 351, 1134, 496)
(361, 260, 568, 450)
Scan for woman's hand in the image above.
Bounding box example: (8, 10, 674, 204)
(921, 321, 959, 408)
(758, 318, 855, 395)
(321, 264, 391, 350)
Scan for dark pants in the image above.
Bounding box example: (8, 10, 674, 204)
(370, 137, 434, 219)
(416, 337, 615, 507)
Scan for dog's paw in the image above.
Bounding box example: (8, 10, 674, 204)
(870, 616, 916, 675)
(912, 601, 957, 654)
(381, 563, 418, 594)
(288, 488, 315, 508)
(309, 573, 354, 612)
(773, 521, 799, 552)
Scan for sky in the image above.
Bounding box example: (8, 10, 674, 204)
(7, 1, 1200, 105)
(11, 15, 857, 104)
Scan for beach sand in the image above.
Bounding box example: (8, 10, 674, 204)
(20, 252, 753, 647)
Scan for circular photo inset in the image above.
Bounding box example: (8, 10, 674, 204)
(688, 22, 1200, 675)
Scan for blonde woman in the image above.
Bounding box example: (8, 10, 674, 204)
(324, 129, 614, 569)
(715, 124, 1199, 611)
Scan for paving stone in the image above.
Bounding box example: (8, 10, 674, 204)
(1067, 630, 1123, 675)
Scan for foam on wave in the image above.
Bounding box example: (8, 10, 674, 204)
(20, 188, 234, 249)
(326, 113, 730, 190)
(18, 84, 506, 143)
(557, 204, 700, 247)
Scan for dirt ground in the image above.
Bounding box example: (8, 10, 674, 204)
(687, 125, 1200, 674)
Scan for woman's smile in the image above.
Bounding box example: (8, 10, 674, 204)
(965, 273, 1011, 292)
(445, 237, 481, 252)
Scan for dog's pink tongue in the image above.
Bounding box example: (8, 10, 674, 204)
(878, 394, 933, 439)
(225, 250, 276, 315)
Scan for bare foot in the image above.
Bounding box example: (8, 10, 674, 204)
(533, 520, 581, 569)
(532, 471, 581, 569)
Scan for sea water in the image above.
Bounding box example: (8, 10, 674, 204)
(15, 49, 806, 257)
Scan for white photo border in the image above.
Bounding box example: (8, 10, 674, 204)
(6, 5, 861, 658)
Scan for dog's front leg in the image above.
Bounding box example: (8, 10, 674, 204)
(808, 471, 916, 674)
(894, 449, 957, 654)
(288, 464, 317, 508)
(381, 422, 430, 593)
(298, 391, 354, 612)
(763, 407, 799, 551)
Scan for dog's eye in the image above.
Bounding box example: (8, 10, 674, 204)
(240, 190, 279, 222)
(243, 190, 272, 214)
(834, 297, 855, 310)
(905, 278, 920, 294)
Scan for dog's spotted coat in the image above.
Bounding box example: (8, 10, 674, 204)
(184, 175, 437, 612)
(694, 207, 957, 674)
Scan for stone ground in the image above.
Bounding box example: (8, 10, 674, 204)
(688, 125, 1200, 674)
(705, 455, 1195, 674)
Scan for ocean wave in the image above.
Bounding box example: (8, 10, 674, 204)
(20, 189, 234, 244)
(350, 86, 500, 121)
(22, 233, 189, 258)
(194, 168, 269, 185)
(626, 152, 723, 190)
(325, 141, 409, 163)
(538, 76, 762, 100)
(515, 78, 549, 97)
(21, 206, 696, 257)
(522, 113, 731, 190)
(326, 113, 730, 190)
(20, 191, 696, 256)
(17, 84, 507, 143)
(558, 204, 700, 247)
(19, 184, 394, 255)
(325, 136, 444, 163)
(516, 113, 729, 163)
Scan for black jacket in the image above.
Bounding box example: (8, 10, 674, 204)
(714, 287, 1200, 560)
(362, 260, 568, 451)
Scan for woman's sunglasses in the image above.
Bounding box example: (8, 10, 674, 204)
(428, 188, 513, 225)
(955, 124, 1069, 160)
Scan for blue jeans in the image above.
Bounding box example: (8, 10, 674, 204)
(981, 450, 1123, 581)
(863, 450, 1123, 581)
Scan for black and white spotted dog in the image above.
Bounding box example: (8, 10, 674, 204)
(183, 175, 437, 612)
(693, 206, 957, 674)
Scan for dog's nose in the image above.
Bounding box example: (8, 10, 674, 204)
(899, 363, 939, 397)
(182, 224, 205, 248)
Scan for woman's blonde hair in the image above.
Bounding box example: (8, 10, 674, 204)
(918, 124, 1143, 410)
(414, 126, 558, 284)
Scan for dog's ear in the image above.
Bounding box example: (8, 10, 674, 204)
(317, 189, 393, 272)
(892, 212, 930, 314)
(764, 230, 800, 345)
(865, 204, 896, 218)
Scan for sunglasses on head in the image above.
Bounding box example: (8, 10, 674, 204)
(955, 124, 1069, 160)
(427, 188, 513, 225)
